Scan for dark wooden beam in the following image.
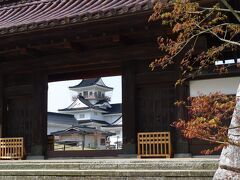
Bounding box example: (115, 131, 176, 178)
(32, 70, 48, 157)
(48, 66, 121, 82)
(0, 74, 3, 137)
(0, 42, 160, 74)
(122, 61, 136, 154)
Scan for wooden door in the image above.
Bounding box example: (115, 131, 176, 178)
(136, 86, 175, 132)
(6, 96, 33, 154)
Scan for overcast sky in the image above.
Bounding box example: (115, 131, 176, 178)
(48, 76, 122, 112)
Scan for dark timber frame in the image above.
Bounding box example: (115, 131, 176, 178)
(0, 0, 239, 158)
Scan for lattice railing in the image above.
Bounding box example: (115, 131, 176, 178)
(138, 132, 171, 158)
(0, 137, 24, 160)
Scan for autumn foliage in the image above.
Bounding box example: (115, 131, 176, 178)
(149, 0, 240, 85)
(174, 93, 236, 154)
(149, 0, 240, 154)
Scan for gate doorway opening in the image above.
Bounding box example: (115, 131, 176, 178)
(47, 75, 122, 157)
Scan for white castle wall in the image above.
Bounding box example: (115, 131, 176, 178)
(190, 77, 240, 97)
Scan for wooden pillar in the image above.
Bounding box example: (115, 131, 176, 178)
(0, 74, 3, 138)
(31, 70, 48, 157)
(122, 61, 136, 154)
(174, 83, 190, 155)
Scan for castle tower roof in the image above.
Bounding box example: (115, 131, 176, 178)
(69, 78, 113, 92)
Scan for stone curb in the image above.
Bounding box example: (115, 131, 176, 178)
(0, 170, 215, 177)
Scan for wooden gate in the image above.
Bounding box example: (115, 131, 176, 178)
(138, 132, 172, 158)
(0, 137, 24, 159)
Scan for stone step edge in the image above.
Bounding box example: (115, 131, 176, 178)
(0, 159, 219, 163)
(0, 166, 218, 170)
(0, 162, 219, 165)
(0, 169, 215, 177)
(0, 163, 218, 169)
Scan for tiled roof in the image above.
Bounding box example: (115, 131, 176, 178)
(102, 124, 122, 128)
(0, 0, 155, 35)
(78, 119, 110, 125)
(69, 78, 113, 90)
(69, 78, 100, 89)
(48, 112, 77, 125)
(51, 125, 115, 136)
(58, 106, 105, 112)
(58, 95, 107, 112)
(104, 103, 122, 114)
(95, 99, 109, 105)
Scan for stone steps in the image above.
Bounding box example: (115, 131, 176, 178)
(0, 159, 218, 170)
(0, 158, 218, 179)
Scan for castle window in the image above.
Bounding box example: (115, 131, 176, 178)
(79, 114, 85, 118)
(100, 138, 105, 145)
(83, 91, 88, 97)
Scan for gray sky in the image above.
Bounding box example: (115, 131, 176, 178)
(48, 76, 122, 112)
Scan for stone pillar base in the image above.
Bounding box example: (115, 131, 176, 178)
(26, 156, 45, 160)
(174, 153, 192, 158)
(213, 167, 240, 180)
(123, 143, 136, 154)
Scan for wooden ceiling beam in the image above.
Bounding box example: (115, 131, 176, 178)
(0, 41, 160, 74)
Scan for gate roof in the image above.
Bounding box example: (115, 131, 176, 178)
(0, 0, 155, 35)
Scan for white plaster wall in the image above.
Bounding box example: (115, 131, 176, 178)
(84, 134, 106, 149)
(90, 111, 104, 120)
(190, 77, 240, 97)
(74, 111, 104, 121)
(84, 135, 96, 149)
(74, 111, 91, 120)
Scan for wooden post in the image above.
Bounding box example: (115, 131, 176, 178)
(82, 134, 85, 150)
(0, 74, 3, 138)
(122, 61, 136, 154)
(32, 70, 48, 157)
(174, 83, 190, 155)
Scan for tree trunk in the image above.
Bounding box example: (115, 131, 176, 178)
(213, 83, 240, 179)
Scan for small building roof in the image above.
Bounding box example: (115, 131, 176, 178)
(0, 0, 154, 35)
(102, 124, 122, 128)
(69, 78, 113, 90)
(48, 112, 77, 125)
(51, 125, 115, 136)
(78, 120, 110, 125)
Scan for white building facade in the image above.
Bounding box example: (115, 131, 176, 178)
(58, 78, 122, 149)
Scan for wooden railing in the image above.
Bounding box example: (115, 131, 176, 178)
(0, 137, 24, 160)
(138, 132, 172, 158)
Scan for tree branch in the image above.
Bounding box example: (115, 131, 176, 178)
(220, 0, 240, 23)
(200, 7, 240, 15)
(208, 31, 240, 46)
